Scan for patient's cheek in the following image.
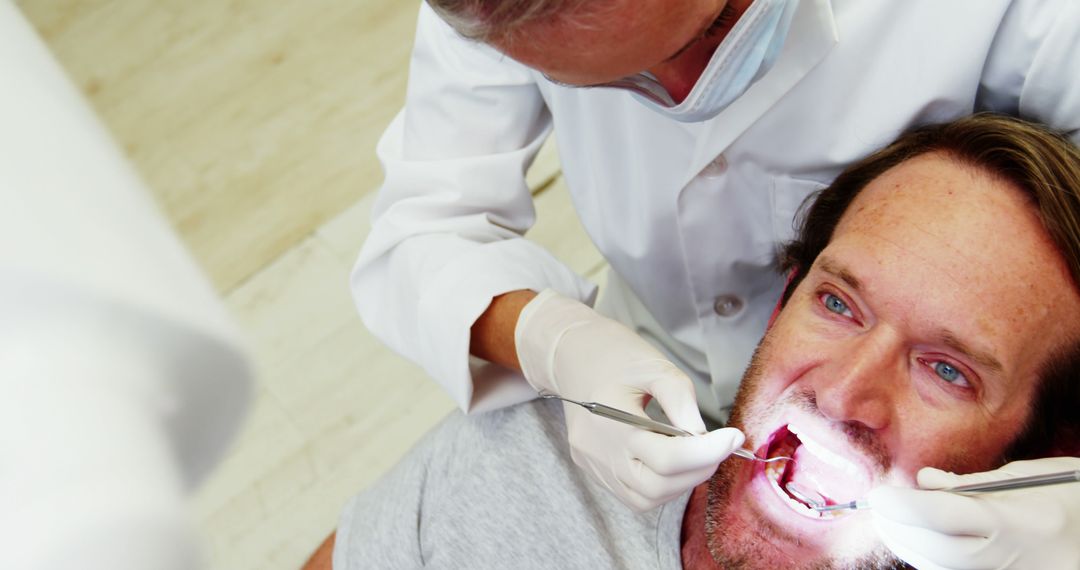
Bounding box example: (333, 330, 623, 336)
(894, 422, 1008, 481)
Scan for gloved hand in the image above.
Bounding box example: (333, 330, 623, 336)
(514, 289, 745, 512)
(867, 456, 1080, 570)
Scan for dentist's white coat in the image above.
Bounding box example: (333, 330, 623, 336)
(353, 0, 1080, 420)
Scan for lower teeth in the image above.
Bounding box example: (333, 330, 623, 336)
(763, 448, 843, 520)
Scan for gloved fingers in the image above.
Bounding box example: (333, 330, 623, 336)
(996, 456, 1080, 475)
(627, 428, 745, 476)
(617, 457, 714, 504)
(604, 472, 661, 513)
(586, 459, 632, 500)
(917, 467, 966, 490)
(639, 366, 706, 434)
(611, 466, 669, 512)
(873, 513, 989, 570)
(917, 466, 1003, 490)
(563, 403, 643, 454)
(867, 486, 994, 537)
(613, 458, 704, 512)
(563, 406, 668, 510)
(921, 457, 1080, 490)
(570, 447, 649, 506)
(630, 486, 696, 512)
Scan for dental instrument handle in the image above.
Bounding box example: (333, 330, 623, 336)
(946, 469, 1080, 494)
(585, 402, 694, 437)
(538, 392, 789, 462)
(587, 405, 788, 463)
(538, 391, 695, 437)
(813, 470, 1080, 513)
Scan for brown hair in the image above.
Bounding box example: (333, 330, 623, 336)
(779, 113, 1080, 460)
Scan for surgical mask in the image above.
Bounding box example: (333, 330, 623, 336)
(552, 0, 799, 123)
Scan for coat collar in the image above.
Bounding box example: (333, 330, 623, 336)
(684, 0, 839, 178)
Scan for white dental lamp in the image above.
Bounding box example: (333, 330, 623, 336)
(0, 2, 252, 568)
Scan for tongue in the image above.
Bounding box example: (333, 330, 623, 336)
(785, 444, 870, 505)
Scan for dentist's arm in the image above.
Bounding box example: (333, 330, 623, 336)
(868, 457, 1080, 570)
(503, 289, 745, 512)
(470, 290, 537, 370)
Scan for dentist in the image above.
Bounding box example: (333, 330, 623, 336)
(352, 0, 1080, 567)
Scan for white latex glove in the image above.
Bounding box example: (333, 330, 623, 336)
(514, 289, 745, 512)
(868, 457, 1080, 570)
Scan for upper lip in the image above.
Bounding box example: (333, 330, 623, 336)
(787, 422, 865, 478)
(758, 416, 879, 486)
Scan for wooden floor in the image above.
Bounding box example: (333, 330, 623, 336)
(16, 1, 605, 568)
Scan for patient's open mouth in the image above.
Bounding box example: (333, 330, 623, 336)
(760, 424, 871, 520)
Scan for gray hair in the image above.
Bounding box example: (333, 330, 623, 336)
(426, 0, 593, 43)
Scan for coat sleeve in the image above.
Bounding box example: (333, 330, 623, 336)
(977, 0, 1080, 145)
(350, 4, 597, 413)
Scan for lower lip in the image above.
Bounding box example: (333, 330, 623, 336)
(748, 466, 840, 530)
(765, 463, 850, 520)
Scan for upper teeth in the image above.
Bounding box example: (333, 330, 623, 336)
(788, 423, 861, 478)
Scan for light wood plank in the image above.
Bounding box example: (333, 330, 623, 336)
(16, 0, 422, 291)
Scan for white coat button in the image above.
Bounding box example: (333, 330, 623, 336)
(713, 295, 744, 317)
(701, 154, 728, 178)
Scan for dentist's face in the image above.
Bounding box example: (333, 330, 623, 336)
(493, 0, 746, 103)
(702, 153, 1080, 568)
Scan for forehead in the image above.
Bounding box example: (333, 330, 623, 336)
(835, 153, 1054, 272)
(823, 152, 1080, 375)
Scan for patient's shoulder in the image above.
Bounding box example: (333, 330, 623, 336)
(336, 399, 671, 568)
(333, 400, 569, 568)
(422, 398, 571, 481)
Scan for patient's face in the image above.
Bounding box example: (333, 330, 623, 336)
(699, 153, 1080, 569)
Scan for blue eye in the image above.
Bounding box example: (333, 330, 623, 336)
(932, 361, 967, 386)
(823, 293, 852, 317)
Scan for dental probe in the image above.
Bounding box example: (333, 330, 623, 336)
(537, 392, 793, 464)
(810, 469, 1080, 513)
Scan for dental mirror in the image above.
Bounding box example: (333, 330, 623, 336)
(784, 482, 827, 509)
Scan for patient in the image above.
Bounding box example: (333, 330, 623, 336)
(311, 115, 1080, 569)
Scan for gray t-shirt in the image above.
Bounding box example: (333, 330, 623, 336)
(334, 399, 688, 569)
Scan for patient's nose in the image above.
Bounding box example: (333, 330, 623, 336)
(811, 330, 904, 430)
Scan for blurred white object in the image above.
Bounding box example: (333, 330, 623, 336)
(0, 2, 252, 569)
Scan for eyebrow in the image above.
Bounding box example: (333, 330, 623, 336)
(817, 256, 863, 291)
(816, 256, 1005, 374)
(939, 330, 1004, 374)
